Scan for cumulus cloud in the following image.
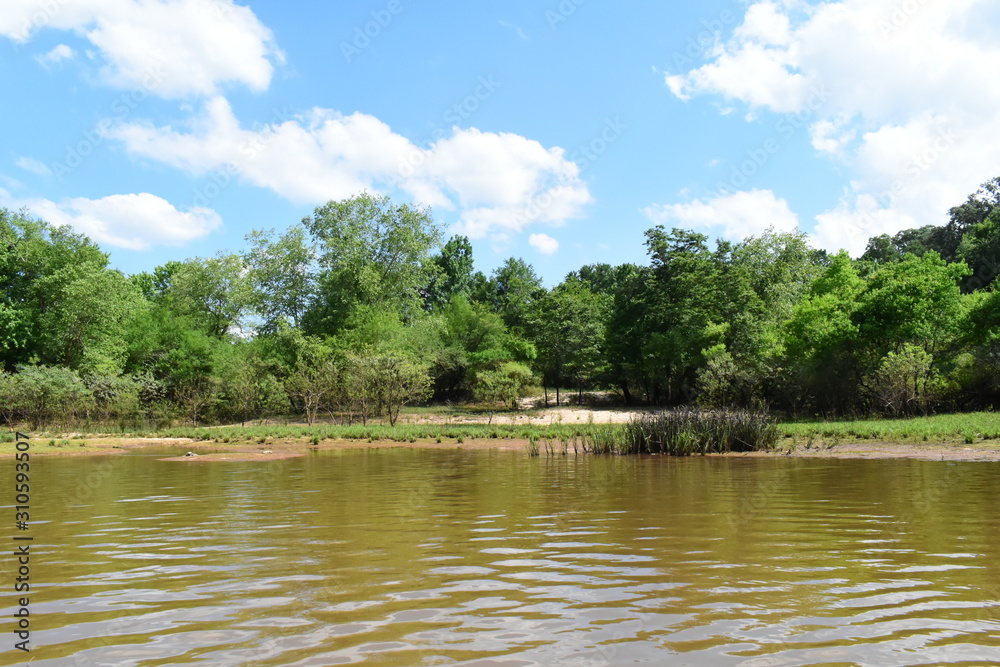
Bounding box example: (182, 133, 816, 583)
(1, 0, 281, 98)
(109, 97, 592, 239)
(529, 233, 559, 255)
(4, 192, 222, 250)
(666, 0, 1000, 254)
(644, 189, 799, 242)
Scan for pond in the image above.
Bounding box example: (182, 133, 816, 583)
(4, 449, 1000, 666)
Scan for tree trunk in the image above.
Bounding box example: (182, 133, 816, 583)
(621, 382, 633, 406)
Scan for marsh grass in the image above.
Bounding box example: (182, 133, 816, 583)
(778, 411, 1000, 443)
(584, 408, 779, 456)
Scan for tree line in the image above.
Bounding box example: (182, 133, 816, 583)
(4, 179, 1000, 428)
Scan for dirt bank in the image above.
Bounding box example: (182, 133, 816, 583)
(13, 434, 1000, 462)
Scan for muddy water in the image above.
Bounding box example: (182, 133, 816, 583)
(4, 450, 1000, 666)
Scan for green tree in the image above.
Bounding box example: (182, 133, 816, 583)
(10, 365, 92, 429)
(284, 335, 342, 426)
(244, 226, 315, 331)
(303, 193, 441, 333)
(476, 257, 546, 335)
(164, 253, 250, 338)
(603, 263, 654, 405)
(472, 361, 535, 423)
(532, 277, 606, 405)
(41, 265, 147, 375)
(0, 209, 110, 370)
(424, 235, 475, 311)
(431, 295, 534, 402)
(643, 227, 722, 404)
(782, 251, 865, 415)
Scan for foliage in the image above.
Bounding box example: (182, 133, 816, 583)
(302, 192, 441, 333)
(7, 179, 1000, 428)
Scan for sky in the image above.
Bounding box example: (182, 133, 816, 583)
(2, 0, 1000, 286)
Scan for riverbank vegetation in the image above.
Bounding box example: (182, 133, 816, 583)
(583, 408, 779, 455)
(4, 178, 1000, 435)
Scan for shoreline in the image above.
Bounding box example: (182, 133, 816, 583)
(9, 436, 1000, 462)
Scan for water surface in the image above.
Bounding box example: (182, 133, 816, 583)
(5, 450, 1000, 666)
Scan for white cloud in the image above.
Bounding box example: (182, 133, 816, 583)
(644, 189, 799, 242)
(15, 156, 52, 176)
(810, 119, 854, 157)
(1, 0, 281, 98)
(667, 0, 1000, 254)
(110, 97, 592, 239)
(529, 233, 559, 255)
(810, 193, 917, 257)
(35, 43, 74, 69)
(4, 192, 222, 250)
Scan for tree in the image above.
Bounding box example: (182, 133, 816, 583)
(532, 277, 606, 405)
(429, 295, 534, 401)
(303, 193, 441, 333)
(214, 341, 290, 425)
(476, 257, 546, 335)
(603, 263, 654, 405)
(850, 252, 969, 412)
(472, 362, 535, 423)
(958, 206, 1000, 292)
(244, 227, 315, 331)
(782, 251, 865, 415)
(424, 235, 475, 311)
(10, 365, 92, 429)
(40, 265, 147, 375)
(642, 227, 722, 404)
(715, 229, 822, 402)
(164, 253, 250, 338)
(871, 344, 942, 416)
(284, 335, 342, 426)
(0, 209, 110, 370)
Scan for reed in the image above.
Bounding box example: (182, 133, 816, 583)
(583, 408, 779, 456)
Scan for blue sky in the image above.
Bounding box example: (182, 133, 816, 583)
(3, 0, 999, 285)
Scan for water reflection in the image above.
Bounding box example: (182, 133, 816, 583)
(3, 451, 1000, 665)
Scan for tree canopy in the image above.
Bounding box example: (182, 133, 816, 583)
(6, 178, 1000, 428)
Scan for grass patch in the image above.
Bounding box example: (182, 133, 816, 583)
(778, 411, 1000, 443)
(584, 408, 779, 456)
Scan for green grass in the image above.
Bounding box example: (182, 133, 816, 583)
(584, 408, 779, 456)
(777, 411, 1000, 443)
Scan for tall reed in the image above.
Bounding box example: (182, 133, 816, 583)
(583, 408, 778, 455)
